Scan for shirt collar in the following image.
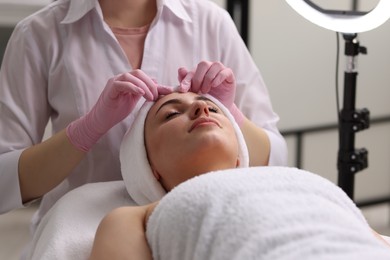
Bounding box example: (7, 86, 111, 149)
(61, 0, 192, 24)
(160, 0, 192, 22)
(61, 0, 99, 24)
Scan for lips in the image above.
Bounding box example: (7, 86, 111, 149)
(189, 117, 221, 132)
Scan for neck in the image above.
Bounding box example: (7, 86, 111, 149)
(161, 155, 238, 192)
(99, 0, 157, 28)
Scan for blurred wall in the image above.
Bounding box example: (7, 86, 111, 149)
(0, 27, 13, 63)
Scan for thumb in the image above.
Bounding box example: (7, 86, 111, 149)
(157, 85, 174, 96)
(178, 67, 188, 82)
(178, 71, 194, 93)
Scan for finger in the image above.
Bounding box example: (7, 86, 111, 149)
(201, 62, 224, 94)
(177, 67, 188, 82)
(120, 72, 155, 100)
(131, 70, 159, 99)
(192, 61, 212, 93)
(178, 71, 194, 93)
(109, 80, 145, 100)
(157, 85, 174, 96)
(210, 67, 234, 88)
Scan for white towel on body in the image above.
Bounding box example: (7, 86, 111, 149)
(146, 166, 390, 260)
(120, 94, 249, 205)
(23, 181, 135, 260)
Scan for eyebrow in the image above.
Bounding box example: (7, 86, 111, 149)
(155, 96, 213, 115)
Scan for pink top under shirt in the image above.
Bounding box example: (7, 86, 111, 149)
(111, 24, 150, 70)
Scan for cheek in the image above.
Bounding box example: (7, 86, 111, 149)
(147, 123, 185, 166)
(223, 121, 240, 154)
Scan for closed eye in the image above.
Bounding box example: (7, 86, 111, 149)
(166, 111, 180, 119)
(208, 106, 219, 113)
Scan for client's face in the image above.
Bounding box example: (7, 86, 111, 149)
(145, 92, 240, 191)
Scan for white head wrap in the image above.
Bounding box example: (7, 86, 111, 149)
(120, 94, 249, 205)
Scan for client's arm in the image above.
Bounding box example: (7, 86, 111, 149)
(240, 118, 270, 166)
(89, 202, 158, 260)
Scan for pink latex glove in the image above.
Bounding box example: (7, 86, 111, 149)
(178, 61, 245, 126)
(67, 71, 172, 152)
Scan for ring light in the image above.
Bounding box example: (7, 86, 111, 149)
(285, 0, 390, 33)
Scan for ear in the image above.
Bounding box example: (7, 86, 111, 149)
(236, 157, 240, 168)
(152, 168, 161, 181)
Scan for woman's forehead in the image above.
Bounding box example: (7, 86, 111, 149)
(146, 92, 225, 126)
(155, 92, 198, 106)
(151, 92, 215, 112)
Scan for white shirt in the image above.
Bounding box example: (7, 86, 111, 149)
(0, 0, 287, 225)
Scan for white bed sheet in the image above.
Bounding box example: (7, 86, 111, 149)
(23, 181, 135, 260)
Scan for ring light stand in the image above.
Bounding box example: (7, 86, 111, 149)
(338, 33, 369, 199)
(285, 0, 390, 200)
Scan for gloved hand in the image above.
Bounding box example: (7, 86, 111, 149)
(178, 61, 245, 126)
(67, 70, 172, 152)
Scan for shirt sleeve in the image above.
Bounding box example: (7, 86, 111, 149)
(0, 150, 24, 213)
(215, 10, 288, 166)
(0, 20, 50, 213)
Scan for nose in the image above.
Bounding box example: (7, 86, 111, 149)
(190, 100, 210, 119)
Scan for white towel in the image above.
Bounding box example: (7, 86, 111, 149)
(146, 167, 390, 260)
(23, 181, 135, 260)
(120, 94, 249, 205)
